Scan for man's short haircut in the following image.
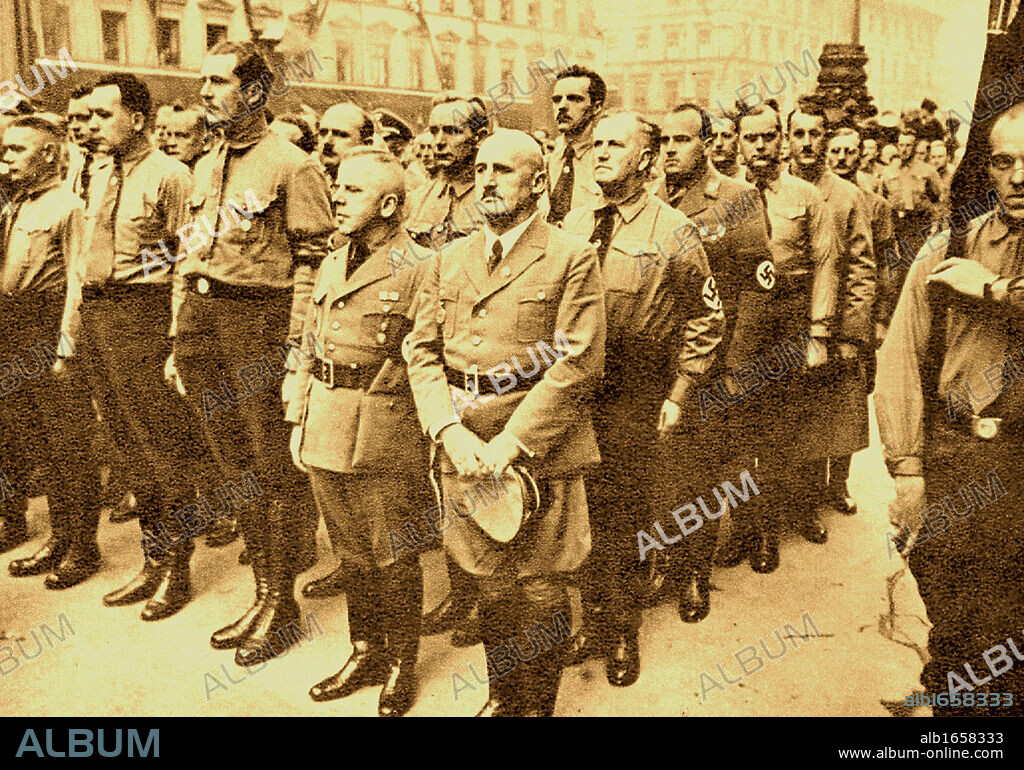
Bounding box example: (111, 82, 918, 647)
(338, 146, 407, 207)
(92, 72, 153, 125)
(989, 101, 1024, 144)
(829, 126, 862, 147)
(786, 97, 826, 134)
(431, 90, 490, 135)
(8, 113, 65, 141)
(554, 64, 607, 108)
(274, 112, 316, 153)
(737, 103, 782, 135)
(670, 103, 714, 141)
(597, 110, 661, 156)
(208, 40, 274, 109)
(68, 84, 94, 104)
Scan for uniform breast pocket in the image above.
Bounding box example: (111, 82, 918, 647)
(361, 312, 391, 346)
(769, 204, 805, 249)
(516, 289, 556, 343)
(437, 286, 459, 339)
(602, 246, 644, 295)
(121, 196, 166, 248)
(221, 188, 278, 255)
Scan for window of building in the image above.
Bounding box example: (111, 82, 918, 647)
(369, 42, 390, 86)
(664, 79, 678, 107)
(39, 0, 71, 58)
(156, 18, 181, 67)
(409, 46, 425, 89)
(500, 0, 514, 23)
(440, 0, 455, 14)
(439, 51, 456, 89)
(553, 0, 567, 29)
(697, 28, 711, 57)
(634, 76, 650, 112)
(206, 24, 228, 51)
(101, 11, 127, 64)
(335, 40, 353, 82)
(471, 0, 485, 17)
(637, 30, 650, 55)
(665, 28, 680, 55)
(777, 28, 787, 55)
(694, 72, 711, 105)
(500, 57, 515, 84)
(528, 1, 541, 26)
(760, 28, 770, 58)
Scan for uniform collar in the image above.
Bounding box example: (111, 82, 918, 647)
(610, 188, 650, 223)
(445, 173, 474, 200)
(987, 212, 1024, 244)
(9, 172, 61, 203)
(484, 211, 539, 260)
(222, 114, 269, 151)
(567, 123, 595, 156)
(665, 163, 717, 212)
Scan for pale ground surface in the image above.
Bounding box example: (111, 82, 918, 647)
(2, 406, 930, 717)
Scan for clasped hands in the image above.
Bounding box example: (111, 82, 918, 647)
(440, 423, 520, 478)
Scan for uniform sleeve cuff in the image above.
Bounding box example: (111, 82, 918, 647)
(668, 374, 694, 405)
(809, 323, 829, 338)
(496, 429, 534, 459)
(429, 417, 460, 442)
(887, 456, 923, 477)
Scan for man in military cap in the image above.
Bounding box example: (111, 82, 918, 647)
(787, 104, 875, 533)
(407, 128, 605, 716)
(170, 41, 335, 665)
(546, 65, 606, 224)
(0, 115, 98, 563)
(877, 102, 1024, 715)
(288, 147, 430, 717)
(563, 111, 723, 683)
(655, 103, 774, 622)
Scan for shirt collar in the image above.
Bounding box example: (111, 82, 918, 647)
(988, 212, 1018, 244)
(614, 189, 650, 223)
(567, 123, 595, 156)
(446, 173, 474, 199)
(116, 138, 154, 175)
(484, 211, 539, 260)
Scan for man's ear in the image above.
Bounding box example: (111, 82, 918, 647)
(379, 192, 399, 220)
(131, 111, 147, 134)
(531, 168, 547, 195)
(638, 147, 653, 173)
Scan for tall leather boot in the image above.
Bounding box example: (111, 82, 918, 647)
(103, 540, 164, 606)
(0, 496, 29, 554)
(422, 555, 478, 638)
(309, 568, 388, 702)
(44, 499, 100, 589)
(211, 499, 269, 649)
(9, 500, 67, 577)
(378, 559, 422, 717)
(142, 541, 193, 621)
(234, 499, 302, 667)
(519, 582, 571, 717)
(749, 485, 780, 574)
(475, 588, 522, 717)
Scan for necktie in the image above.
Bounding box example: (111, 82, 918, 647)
(547, 144, 575, 223)
(487, 238, 503, 274)
(83, 157, 124, 284)
(346, 240, 369, 280)
(78, 150, 93, 208)
(755, 180, 772, 239)
(589, 205, 616, 265)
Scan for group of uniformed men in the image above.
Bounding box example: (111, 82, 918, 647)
(2, 41, 1020, 717)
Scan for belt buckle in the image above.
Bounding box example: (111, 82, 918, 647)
(464, 365, 480, 396)
(321, 358, 335, 389)
(971, 415, 1001, 440)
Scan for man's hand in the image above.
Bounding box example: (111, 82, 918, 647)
(657, 399, 682, 438)
(806, 336, 828, 369)
(439, 423, 489, 478)
(164, 353, 186, 397)
(479, 433, 521, 477)
(927, 257, 998, 300)
(289, 424, 307, 473)
(889, 475, 926, 552)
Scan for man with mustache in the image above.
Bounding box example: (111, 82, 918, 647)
(546, 65, 606, 224)
(724, 103, 839, 574)
(407, 91, 490, 248)
(877, 102, 1024, 716)
(406, 128, 605, 716)
(786, 105, 875, 534)
(170, 41, 335, 666)
(654, 103, 774, 622)
(563, 111, 723, 685)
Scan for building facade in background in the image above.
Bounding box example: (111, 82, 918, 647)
(601, 0, 943, 119)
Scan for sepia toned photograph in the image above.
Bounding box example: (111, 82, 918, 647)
(0, 0, 1021, 751)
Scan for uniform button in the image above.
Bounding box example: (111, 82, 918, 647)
(500, 267, 511, 277)
(382, 304, 392, 312)
(536, 290, 546, 300)
(377, 333, 387, 344)
(472, 335, 481, 346)
(337, 300, 344, 308)
(197, 278, 210, 294)
(478, 308, 487, 318)
(349, 363, 358, 369)
(327, 343, 335, 351)
(239, 219, 251, 231)
(438, 288, 445, 297)
(331, 321, 340, 330)
(380, 322, 388, 330)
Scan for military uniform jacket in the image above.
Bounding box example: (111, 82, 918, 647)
(406, 173, 483, 247)
(547, 128, 603, 215)
(287, 231, 430, 474)
(406, 214, 606, 478)
(657, 165, 774, 370)
(563, 192, 724, 406)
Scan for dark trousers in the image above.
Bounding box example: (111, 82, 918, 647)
(79, 286, 201, 553)
(0, 292, 98, 538)
(911, 421, 1024, 716)
(173, 291, 316, 575)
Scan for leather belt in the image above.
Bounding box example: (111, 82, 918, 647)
(443, 364, 535, 398)
(312, 356, 383, 390)
(184, 275, 288, 303)
(80, 282, 169, 301)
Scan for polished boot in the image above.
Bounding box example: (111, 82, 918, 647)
(422, 557, 477, 635)
(718, 517, 755, 568)
(637, 550, 668, 609)
(564, 602, 607, 667)
(378, 560, 422, 717)
(0, 498, 29, 554)
(519, 584, 570, 717)
(103, 552, 163, 606)
(749, 531, 780, 574)
(310, 568, 387, 702)
(235, 501, 302, 667)
(301, 564, 350, 599)
(204, 516, 239, 548)
(141, 545, 192, 621)
(677, 569, 711, 624)
(476, 598, 522, 717)
(44, 503, 101, 590)
(606, 626, 640, 687)
(210, 549, 269, 649)
(9, 537, 67, 577)
(106, 490, 138, 524)
(800, 508, 829, 544)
